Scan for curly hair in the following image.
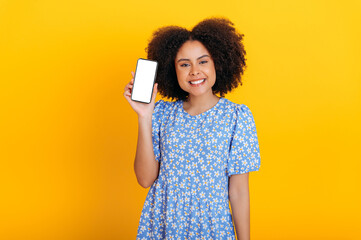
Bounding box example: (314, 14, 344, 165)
(145, 17, 247, 101)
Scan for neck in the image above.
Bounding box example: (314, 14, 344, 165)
(183, 91, 220, 112)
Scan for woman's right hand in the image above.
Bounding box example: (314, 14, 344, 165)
(123, 71, 158, 119)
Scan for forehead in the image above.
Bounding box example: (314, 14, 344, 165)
(176, 40, 210, 59)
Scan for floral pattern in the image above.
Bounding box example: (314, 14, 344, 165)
(136, 97, 261, 239)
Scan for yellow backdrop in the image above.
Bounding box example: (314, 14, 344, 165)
(1, 0, 360, 239)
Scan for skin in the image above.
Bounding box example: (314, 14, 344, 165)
(174, 40, 220, 116)
(124, 73, 160, 188)
(229, 173, 251, 240)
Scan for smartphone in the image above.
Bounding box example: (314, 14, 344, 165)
(131, 58, 158, 104)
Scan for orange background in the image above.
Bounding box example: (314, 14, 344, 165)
(1, 0, 360, 239)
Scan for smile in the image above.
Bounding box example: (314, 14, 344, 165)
(189, 78, 206, 86)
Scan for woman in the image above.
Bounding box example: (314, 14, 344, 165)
(124, 17, 261, 240)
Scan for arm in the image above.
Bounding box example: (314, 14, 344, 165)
(229, 173, 250, 240)
(124, 71, 160, 189)
(134, 115, 160, 188)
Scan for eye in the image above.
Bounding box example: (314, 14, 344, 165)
(200, 60, 208, 64)
(180, 63, 190, 67)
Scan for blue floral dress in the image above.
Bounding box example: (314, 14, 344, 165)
(136, 97, 261, 240)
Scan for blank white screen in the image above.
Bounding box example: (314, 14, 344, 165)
(132, 59, 157, 103)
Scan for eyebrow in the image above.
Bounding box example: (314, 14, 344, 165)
(177, 54, 210, 63)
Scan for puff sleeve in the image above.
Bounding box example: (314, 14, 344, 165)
(152, 100, 165, 163)
(227, 104, 261, 176)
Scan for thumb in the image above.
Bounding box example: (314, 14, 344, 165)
(151, 83, 158, 104)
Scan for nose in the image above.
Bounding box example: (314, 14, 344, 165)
(190, 65, 200, 76)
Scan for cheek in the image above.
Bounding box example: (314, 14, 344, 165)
(206, 65, 216, 79)
(175, 69, 188, 88)
(211, 62, 216, 74)
(176, 68, 188, 80)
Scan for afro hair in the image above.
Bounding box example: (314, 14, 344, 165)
(145, 17, 247, 101)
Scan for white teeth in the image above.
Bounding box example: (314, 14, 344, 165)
(190, 79, 205, 84)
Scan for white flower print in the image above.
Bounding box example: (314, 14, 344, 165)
(136, 98, 260, 240)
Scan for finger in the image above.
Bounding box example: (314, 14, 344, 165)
(131, 71, 135, 77)
(124, 82, 133, 91)
(124, 87, 132, 95)
(124, 94, 131, 103)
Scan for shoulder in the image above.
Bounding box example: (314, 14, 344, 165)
(153, 99, 178, 114)
(221, 99, 258, 137)
(154, 99, 178, 108)
(221, 98, 252, 117)
(152, 99, 178, 127)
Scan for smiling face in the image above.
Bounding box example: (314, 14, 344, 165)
(174, 40, 216, 99)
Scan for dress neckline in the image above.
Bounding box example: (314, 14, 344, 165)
(179, 97, 223, 119)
